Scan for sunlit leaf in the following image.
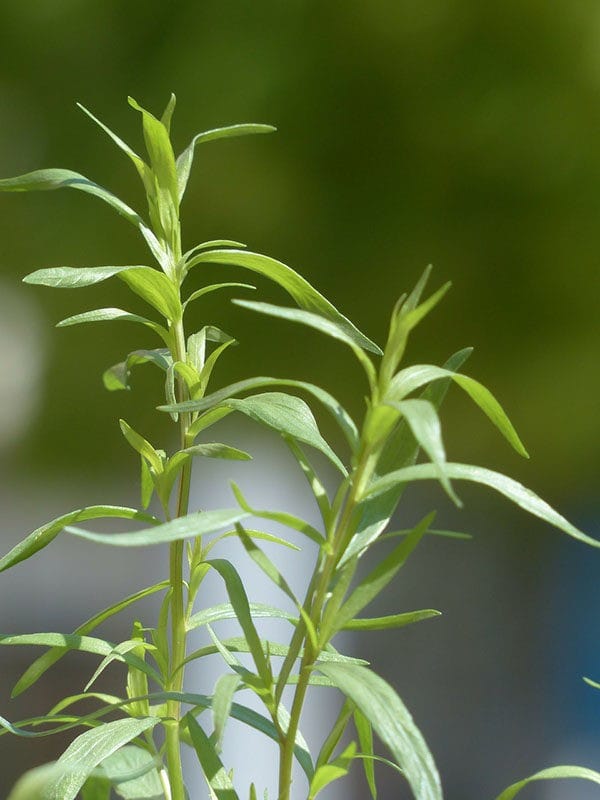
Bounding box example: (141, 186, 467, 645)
(388, 364, 528, 458)
(117, 267, 181, 321)
(183, 442, 252, 461)
(177, 125, 276, 201)
(0, 506, 158, 574)
(186, 714, 240, 800)
(66, 509, 250, 548)
(367, 463, 599, 547)
(13, 581, 168, 698)
(343, 609, 440, 630)
(308, 741, 356, 799)
(212, 673, 241, 751)
(56, 307, 170, 344)
(23, 265, 144, 289)
(40, 717, 159, 800)
(185, 249, 381, 354)
(225, 392, 347, 475)
(494, 766, 600, 800)
(162, 377, 359, 453)
(318, 663, 442, 800)
(103, 348, 171, 392)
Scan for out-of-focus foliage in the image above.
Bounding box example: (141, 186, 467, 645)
(0, 0, 597, 494)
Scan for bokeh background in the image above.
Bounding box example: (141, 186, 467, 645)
(0, 1, 599, 797)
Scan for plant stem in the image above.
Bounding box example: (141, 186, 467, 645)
(164, 311, 192, 800)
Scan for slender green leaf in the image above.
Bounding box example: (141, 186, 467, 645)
(354, 709, 377, 799)
(207, 559, 271, 687)
(183, 442, 252, 461)
(212, 673, 242, 750)
(285, 438, 331, 525)
(186, 714, 240, 800)
(226, 392, 347, 475)
(343, 609, 440, 630)
(66, 509, 250, 547)
(335, 514, 432, 631)
(0, 633, 161, 685)
(56, 307, 169, 344)
(184, 281, 255, 311)
(308, 742, 356, 799)
(119, 419, 162, 473)
(231, 482, 324, 545)
(77, 102, 149, 183)
(163, 376, 359, 452)
(0, 506, 158, 574)
(42, 717, 159, 800)
(187, 407, 234, 440)
(23, 265, 146, 289)
(128, 97, 179, 208)
(184, 241, 247, 259)
(185, 249, 381, 354)
(388, 365, 528, 458)
(233, 300, 376, 378)
(0, 168, 143, 227)
(177, 125, 276, 201)
(160, 93, 177, 132)
(117, 267, 181, 321)
(13, 581, 168, 697)
(367, 463, 600, 547)
(318, 663, 442, 800)
(315, 700, 354, 772)
(187, 602, 296, 632)
(495, 766, 600, 800)
(389, 399, 460, 506)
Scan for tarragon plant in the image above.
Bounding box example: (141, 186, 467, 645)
(1, 96, 599, 800)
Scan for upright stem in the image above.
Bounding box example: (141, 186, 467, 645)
(165, 312, 192, 800)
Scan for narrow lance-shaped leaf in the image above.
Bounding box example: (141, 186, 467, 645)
(388, 364, 528, 458)
(494, 766, 600, 800)
(177, 124, 276, 201)
(12, 581, 169, 698)
(318, 663, 442, 800)
(117, 267, 182, 321)
(367, 463, 600, 547)
(185, 714, 241, 800)
(387, 398, 461, 506)
(185, 249, 381, 354)
(23, 265, 146, 289)
(39, 717, 159, 800)
(212, 673, 242, 751)
(344, 609, 441, 631)
(161, 376, 359, 453)
(65, 509, 250, 548)
(56, 307, 170, 346)
(233, 299, 376, 384)
(0, 506, 159, 574)
(225, 392, 347, 475)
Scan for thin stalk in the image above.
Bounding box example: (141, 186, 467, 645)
(164, 309, 192, 800)
(277, 445, 373, 800)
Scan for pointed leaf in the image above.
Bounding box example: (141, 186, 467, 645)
(41, 717, 159, 800)
(367, 463, 600, 547)
(343, 609, 441, 630)
(186, 714, 240, 800)
(0, 506, 158, 574)
(389, 399, 460, 506)
(162, 377, 359, 453)
(389, 365, 528, 458)
(13, 581, 168, 697)
(354, 709, 377, 799)
(495, 766, 600, 800)
(185, 249, 381, 354)
(187, 601, 296, 632)
(119, 420, 162, 473)
(212, 673, 242, 750)
(56, 307, 169, 343)
(77, 102, 149, 183)
(128, 97, 178, 208)
(23, 265, 146, 289)
(66, 509, 249, 547)
(225, 392, 347, 475)
(318, 663, 442, 800)
(177, 125, 276, 200)
(309, 741, 356, 799)
(117, 267, 181, 321)
(184, 282, 255, 311)
(183, 442, 252, 461)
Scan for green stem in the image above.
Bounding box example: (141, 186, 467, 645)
(164, 315, 192, 800)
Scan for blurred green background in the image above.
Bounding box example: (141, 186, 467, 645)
(0, 1, 599, 798)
